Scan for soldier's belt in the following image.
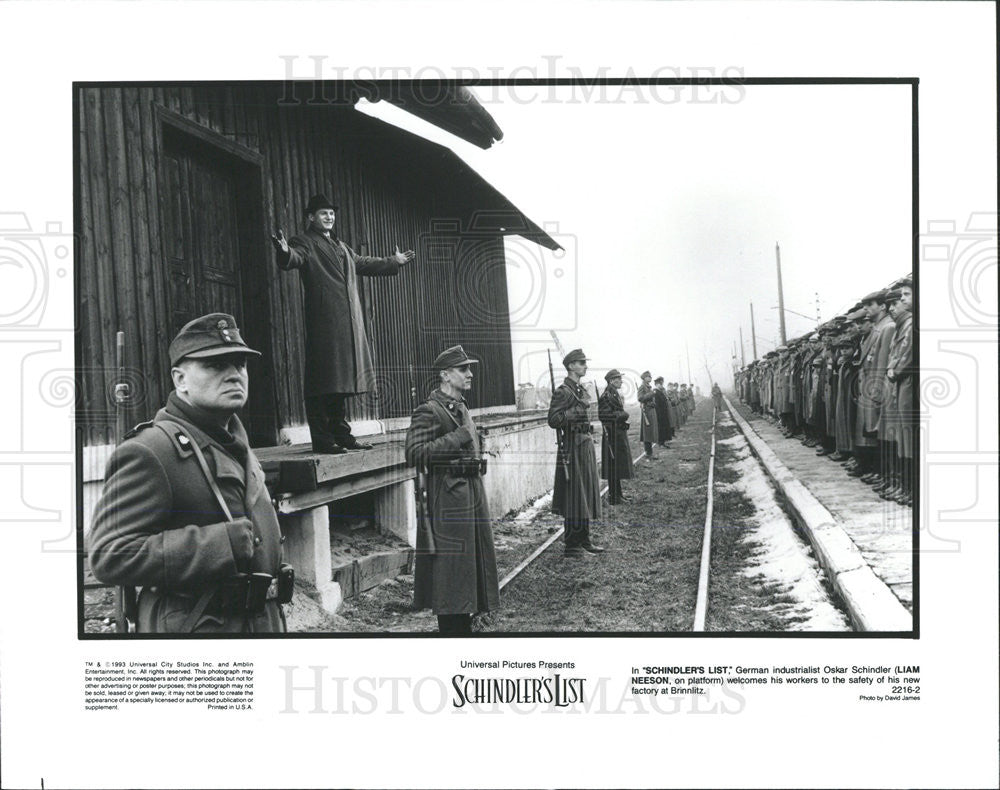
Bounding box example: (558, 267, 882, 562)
(441, 457, 487, 477)
(567, 423, 594, 434)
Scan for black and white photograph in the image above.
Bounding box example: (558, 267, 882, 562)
(1, 2, 997, 788)
(74, 78, 917, 637)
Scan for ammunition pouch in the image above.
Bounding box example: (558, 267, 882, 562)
(206, 564, 294, 616)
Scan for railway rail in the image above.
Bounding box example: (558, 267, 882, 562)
(495, 399, 848, 633)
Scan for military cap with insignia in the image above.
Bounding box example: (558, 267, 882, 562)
(640, 370, 651, 379)
(604, 368, 623, 381)
(562, 348, 589, 367)
(169, 312, 261, 367)
(432, 344, 479, 370)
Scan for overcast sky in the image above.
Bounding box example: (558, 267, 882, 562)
(360, 82, 912, 397)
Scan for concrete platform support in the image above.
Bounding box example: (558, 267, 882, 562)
(280, 505, 343, 613)
(375, 478, 417, 547)
(481, 419, 556, 517)
(724, 396, 912, 632)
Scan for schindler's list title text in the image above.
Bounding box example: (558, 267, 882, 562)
(451, 674, 586, 708)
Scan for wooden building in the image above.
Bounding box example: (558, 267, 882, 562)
(75, 81, 558, 449)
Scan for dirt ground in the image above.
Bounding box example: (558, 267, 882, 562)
(332, 397, 839, 634)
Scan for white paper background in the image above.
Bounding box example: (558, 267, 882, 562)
(0, 2, 997, 788)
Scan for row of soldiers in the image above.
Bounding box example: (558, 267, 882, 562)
(734, 276, 914, 507)
(636, 375, 697, 457)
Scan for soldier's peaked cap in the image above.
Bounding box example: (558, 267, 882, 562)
(433, 345, 479, 370)
(640, 370, 652, 378)
(604, 368, 623, 381)
(563, 349, 589, 367)
(169, 313, 261, 367)
(304, 193, 339, 214)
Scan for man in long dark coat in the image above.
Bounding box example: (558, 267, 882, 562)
(636, 371, 659, 458)
(405, 345, 498, 635)
(849, 312, 879, 479)
(667, 383, 682, 431)
(653, 376, 672, 444)
(598, 369, 635, 505)
(548, 349, 604, 557)
(273, 194, 414, 454)
(88, 314, 289, 633)
(882, 284, 914, 505)
(858, 290, 896, 491)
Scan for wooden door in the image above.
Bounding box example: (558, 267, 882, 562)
(160, 124, 277, 445)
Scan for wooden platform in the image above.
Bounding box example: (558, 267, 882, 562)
(254, 433, 414, 514)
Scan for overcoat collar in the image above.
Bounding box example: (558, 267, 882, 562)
(429, 388, 467, 427)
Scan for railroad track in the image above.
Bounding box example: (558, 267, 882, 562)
(497, 421, 673, 592)
(494, 401, 847, 633)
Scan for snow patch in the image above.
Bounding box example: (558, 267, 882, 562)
(723, 429, 850, 631)
(510, 491, 553, 524)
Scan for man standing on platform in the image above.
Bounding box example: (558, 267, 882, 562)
(598, 369, 634, 505)
(883, 283, 914, 505)
(548, 349, 605, 558)
(272, 193, 415, 454)
(404, 345, 499, 634)
(637, 371, 659, 458)
(857, 290, 896, 491)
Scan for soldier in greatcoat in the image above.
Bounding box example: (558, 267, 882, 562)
(405, 345, 499, 635)
(636, 371, 659, 458)
(667, 383, 682, 430)
(653, 376, 673, 445)
(87, 314, 290, 633)
(548, 349, 604, 558)
(598, 369, 635, 505)
(272, 193, 415, 454)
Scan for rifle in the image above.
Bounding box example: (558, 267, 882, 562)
(408, 364, 436, 555)
(112, 331, 137, 633)
(548, 350, 569, 477)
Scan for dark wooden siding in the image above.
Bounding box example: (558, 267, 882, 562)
(76, 83, 519, 446)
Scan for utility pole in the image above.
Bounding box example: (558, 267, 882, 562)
(739, 327, 746, 366)
(685, 342, 692, 383)
(815, 291, 822, 325)
(749, 301, 759, 361)
(775, 242, 787, 345)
